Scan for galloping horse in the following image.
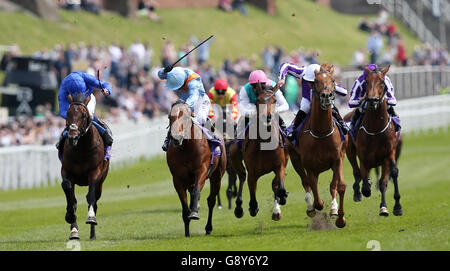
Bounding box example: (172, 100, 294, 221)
(61, 93, 110, 240)
(346, 66, 403, 216)
(287, 63, 347, 228)
(166, 101, 226, 237)
(230, 83, 289, 221)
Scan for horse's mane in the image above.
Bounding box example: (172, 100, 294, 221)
(71, 93, 87, 104)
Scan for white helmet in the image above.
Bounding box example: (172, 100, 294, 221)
(303, 64, 321, 82)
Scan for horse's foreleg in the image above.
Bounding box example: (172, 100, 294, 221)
(174, 180, 191, 237)
(226, 165, 238, 210)
(335, 159, 347, 228)
(61, 175, 79, 240)
(188, 183, 201, 220)
(378, 158, 390, 216)
(330, 168, 339, 217)
(230, 144, 246, 218)
(347, 139, 362, 202)
(247, 173, 259, 217)
(206, 173, 222, 235)
(360, 162, 372, 198)
(390, 156, 402, 216)
(309, 172, 324, 213)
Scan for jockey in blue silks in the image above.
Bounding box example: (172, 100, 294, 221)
(348, 63, 398, 130)
(56, 71, 113, 159)
(158, 66, 213, 151)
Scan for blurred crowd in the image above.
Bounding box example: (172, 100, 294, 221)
(353, 8, 449, 69)
(0, 37, 319, 147)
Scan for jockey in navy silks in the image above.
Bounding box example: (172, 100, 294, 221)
(56, 71, 113, 159)
(348, 63, 398, 130)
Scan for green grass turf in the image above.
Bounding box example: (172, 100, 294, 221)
(0, 129, 449, 251)
(0, 0, 420, 67)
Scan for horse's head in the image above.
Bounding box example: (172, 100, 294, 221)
(169, 100, 191, 148)
(66, 93, 92, 147)
(364, 65, 390, 110)
(254, 82, 276, 127)
(311, 63, 336, 110)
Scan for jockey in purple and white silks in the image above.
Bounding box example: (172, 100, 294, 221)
(56, 71, 113, 159)
(277, 63, 349, 141)
(348, 63, 398, 130)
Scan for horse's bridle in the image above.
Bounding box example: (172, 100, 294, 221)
(67, 102, 92, 137)
(312, 71, 336, 110)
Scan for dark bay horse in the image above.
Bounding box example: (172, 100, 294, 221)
(61, 94, 110, 240)
(230, 83, 289, 221)
(166, 101, 226, 237)
(345, 66, 403, 216)
(287, 64, 347, 228)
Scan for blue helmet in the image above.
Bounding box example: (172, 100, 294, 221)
(165, 67, 187, 90)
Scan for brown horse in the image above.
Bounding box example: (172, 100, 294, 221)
(287, 63, 347, 228)
(61, 93, 110, 240)
(230, 83, 289, 221)
(345, 66, 403, 216)
(166, 101, 226, 237)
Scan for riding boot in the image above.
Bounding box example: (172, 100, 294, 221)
(93, 116, 113, 146)
(332, 106, 349, 135)
(349, 108, 362, 130)
(56, 129, 68, 160)
(287, 110, 307, 141)
(387, 106, 398, 117)
(162, 130, 171, 152)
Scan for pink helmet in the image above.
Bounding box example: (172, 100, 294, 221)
(248, 70, 268, 84)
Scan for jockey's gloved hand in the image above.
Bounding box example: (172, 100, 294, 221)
(163, 65, 174, 73)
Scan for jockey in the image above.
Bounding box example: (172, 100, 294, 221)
(277, 63, 349, 141)
(56, 71, 113, 158)
(348, 63, 398, 130)
(207, 79, 239, 122)
(158, 66, 213, 151)
(237, 69, 289, 134)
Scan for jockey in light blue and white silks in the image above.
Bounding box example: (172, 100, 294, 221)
(158, 66, 212, 151)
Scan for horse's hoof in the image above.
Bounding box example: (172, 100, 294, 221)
(379, 207, 389, 217)
(205, 225, 212, 235)
(306, 209, 316, 218)
(69, 228, 80, 240)
(234, 207, 244, 218)
(272, 212, 281, 221)
(86, 216, 97, 225)
(249, 208, 259, 217)
(330, 209, 338, 216)
(353, 193, 362, 202)
(335, 217, 346, 228)
(393, 207, 403, 216)
(90, 235, 96, 240)
(361, 189, 371, 198)
(188, 212, 200, 220)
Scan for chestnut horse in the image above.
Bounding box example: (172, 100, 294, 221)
(346, 66, 403, 216)
(61, 93, 110, 240)
(166, 101, 226, 237)
(230, 83, 289, 221)
(287, 64, 347, 228)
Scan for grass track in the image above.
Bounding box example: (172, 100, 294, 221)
(0, 129, 449, 251)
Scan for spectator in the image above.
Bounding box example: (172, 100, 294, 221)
(191, 35, 214, 65)
(352, 48, 366, 70)
(231, 0, 248, 16)
(366, 30, 384, 64)
(161, 40, 177, 68)
(396, 37, 407, 66)
(359, 17, 372, 33)
(218, 0, 232, 12)
(137, 0, 162, 22)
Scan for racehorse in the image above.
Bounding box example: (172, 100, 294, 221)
(230, 83, 289, 221)
(61, 93, 110, 240)
(287, 63, 347, 228)
(166, 101, 226, 237)
(345, 65, 403, 216)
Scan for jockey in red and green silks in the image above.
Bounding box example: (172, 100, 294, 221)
(348, 63, 398, 129)
(57, 71, 113, 159)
